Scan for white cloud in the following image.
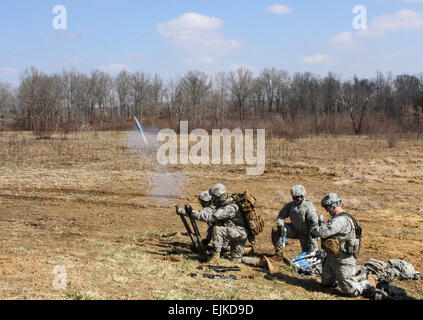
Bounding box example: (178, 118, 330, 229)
(368, 9, 423, 33)
(157, 12, 243, 57)
(301, 54, 334, 65)
(98, 64, 130, 74)
(265, 4, 292, 15)
(329, 31, 359, 49)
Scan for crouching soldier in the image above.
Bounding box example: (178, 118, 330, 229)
(272, 185, 320, 260)
(196, 190, 216, 248)
(310, 193, 376, 297)
(181, 184, 255, 265)
(194, 190, 231, 254)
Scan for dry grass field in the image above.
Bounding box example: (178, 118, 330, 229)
(0, 130, 422, 300)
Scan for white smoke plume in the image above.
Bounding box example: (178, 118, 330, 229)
(126, 122, 190, 206)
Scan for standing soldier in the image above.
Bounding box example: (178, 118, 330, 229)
(272, 185, 320, 259)
(310, 193, 375, 297)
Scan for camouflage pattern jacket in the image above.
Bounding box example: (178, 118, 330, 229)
(276, 200, 319, 235)
(311, 211, 356, 255)
(192, 198, 247, 230)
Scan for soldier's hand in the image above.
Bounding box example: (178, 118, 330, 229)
(318, 215, 325, 226)
(175, 205, 183, 215)
(184, 204, 193, 215)
(279, 226, 287, 236)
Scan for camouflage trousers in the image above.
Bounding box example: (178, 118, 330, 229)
(212, 225, 248, 260)
(204, 225, 230, 251)
(271, 225, 318, 253)
(321, 254, 364, 297)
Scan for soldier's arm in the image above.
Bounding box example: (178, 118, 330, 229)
(276, 202, 292, 227)
(311, 216, 352, 238)
(191, 206, 217, 223)
(306, 203, 319, 229)
(211, 204, 237, 222)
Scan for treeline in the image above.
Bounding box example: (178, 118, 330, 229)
(0, 66, 422, 137)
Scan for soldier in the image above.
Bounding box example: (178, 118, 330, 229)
(197, 190, 216, 248)
(271, 185, 320, 259)
(179, 184, 248, 264)
(310, 193, 375, 297)
(179, 184, 272, 270)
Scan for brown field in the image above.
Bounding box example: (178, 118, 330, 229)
(0, 130, 422, 300)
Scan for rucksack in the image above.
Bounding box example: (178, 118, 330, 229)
(231, 191, 264, 236)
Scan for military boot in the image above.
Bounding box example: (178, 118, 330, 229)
(259, 256, 275, 274)
(243, 247, 254, 256)
(271, 250, 284, 262)
(208, 253, 221, 265)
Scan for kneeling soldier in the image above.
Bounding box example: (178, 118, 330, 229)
(310, 193, 375, 297)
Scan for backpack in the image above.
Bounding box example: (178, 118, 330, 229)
(231, 191, 264, 236)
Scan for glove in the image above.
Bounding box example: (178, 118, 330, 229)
(184, 204, 193, 215)
(175, 207, 186, 216)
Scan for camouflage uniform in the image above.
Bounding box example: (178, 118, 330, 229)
(311, 213, 365, 296)
(272, 186, 319, 253)
(191, 197, 248, 262)
(311, 193, 371, 297)
(196, 191, 216, 247)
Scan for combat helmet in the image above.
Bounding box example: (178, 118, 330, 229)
(209, 184, 229, 205)
(290, 185, 307, 198)
(321, 193, 343, 210)
(198, 190, 212, 205)
(209, 183, 227, 198)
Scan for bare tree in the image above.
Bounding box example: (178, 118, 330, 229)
(250, 76, 266, 119)
(0, 82, 16, 129)
(213, 71, 228, 123)
(115, 70, 133, 119)
(338, 76, 375, 135)
(17, 67, 63, 137)
(151, 73, 164, 120)
(274, 70, 290, 115)
(130, 71, 152, 119)
(228, 67, 253, 120)
(180, 70, 211, 123)
(394, 74, 421, 113)
(167, 77, 187, 131)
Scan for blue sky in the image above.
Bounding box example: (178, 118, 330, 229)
(0, 0, 422, 86)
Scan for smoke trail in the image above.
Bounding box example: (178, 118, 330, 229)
(126, 121, 190, 206)
(134, 116, 150, 146)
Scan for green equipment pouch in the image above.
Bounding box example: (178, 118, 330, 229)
(322, 238, 340, 256)
(342, 238, 360, 258)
